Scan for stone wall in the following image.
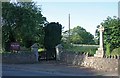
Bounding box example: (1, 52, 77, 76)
(2, 51, 37, 64)
(82, 57, 118, 72)
(60, 51, 118, 72)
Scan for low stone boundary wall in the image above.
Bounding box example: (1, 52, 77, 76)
(82, 57, 118, 72)
(2, 52, 37, 64)
(60, 52, 118, 72)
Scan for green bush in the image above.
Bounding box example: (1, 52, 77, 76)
(62, 43, 72, 49)
(105, 43, 111, 56)
(44, 22, 62, 59)
(111, 47, 120, 56)
(38, 48, 46, 53)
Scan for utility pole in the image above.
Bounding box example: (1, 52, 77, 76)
(68, 14, 70, 43)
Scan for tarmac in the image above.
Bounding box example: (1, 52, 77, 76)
(2, 60, 118, 76)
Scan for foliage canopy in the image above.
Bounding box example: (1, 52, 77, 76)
(44, 22, 62, 60)
(95, 16, 120, 55)
(2, 2, 47, 51)
(62, 26, 95, 44)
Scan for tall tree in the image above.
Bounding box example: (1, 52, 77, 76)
(2, 2, 16, 51)
(63, 26, 95, 44)
(44, 22, 62, 60)
(2, 2, 47, 51)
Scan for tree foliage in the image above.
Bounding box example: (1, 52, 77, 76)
(95, 16, 120, 54)
(2, 2, 47, 51)
(62, 26, 95, 44)
(44, 22, 62, 60)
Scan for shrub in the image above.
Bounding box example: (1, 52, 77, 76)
(111, 47, 120, 56)
(105, 43, 111, 56)
(44, 22, 62, 60)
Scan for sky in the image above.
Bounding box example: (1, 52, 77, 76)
(33, 0, 118, 36)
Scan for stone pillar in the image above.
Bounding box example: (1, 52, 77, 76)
(31, 43, 39, 62)
(99, 25, 104, 48)
(55, 44, 63, 61)
(94, 25, 104, 58)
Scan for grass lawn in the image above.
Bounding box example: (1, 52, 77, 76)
(63, 44, 98, 56)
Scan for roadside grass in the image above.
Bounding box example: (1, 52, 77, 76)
(63, 43, 98, 56)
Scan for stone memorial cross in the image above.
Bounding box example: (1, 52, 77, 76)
(99, 25, 104, 48)
(94, 25, 104, 58)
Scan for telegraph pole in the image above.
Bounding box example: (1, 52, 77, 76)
(68, 14, 70, 43)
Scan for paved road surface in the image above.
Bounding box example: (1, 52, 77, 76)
(2, 61, 118, 76)
(2, 66, 66, 76)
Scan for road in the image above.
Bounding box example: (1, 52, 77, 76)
(2, 61, 118, 76)
(2, 65, 65, 76)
